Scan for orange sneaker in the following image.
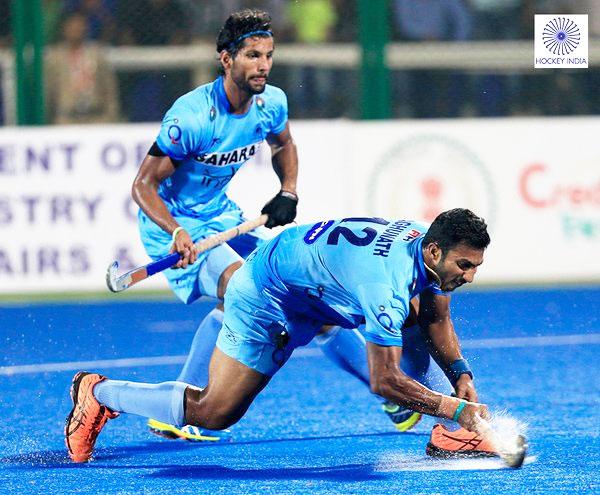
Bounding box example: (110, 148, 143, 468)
(65, 372, 118, 463)
(426, 424, 497, 459)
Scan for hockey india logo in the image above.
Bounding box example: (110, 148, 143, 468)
(367, 135, 497, 229)
(543, 17, 580, 56)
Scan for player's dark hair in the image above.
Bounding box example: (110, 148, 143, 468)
(216, 9, 272, 57)
(423, 208, 490, 253)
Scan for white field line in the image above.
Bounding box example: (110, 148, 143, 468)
(461, 333, 600, 349)
(1, 333, 598, 377)
(0, 355, 189, 376)
(147, 320, 196, 333)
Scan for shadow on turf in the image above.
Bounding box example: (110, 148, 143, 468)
(149, 462, 387, 481)
(0, 430, 424, 469)
(1, 449, 386, 482)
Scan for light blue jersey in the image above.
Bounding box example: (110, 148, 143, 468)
(251, 217, 446, 346)
(218, 217, 447, 375)
(153, 76, 287, 218)
(138, 77, 288, 303)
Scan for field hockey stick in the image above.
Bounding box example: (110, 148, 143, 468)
(106, 214, 268, 293)
(475, 414, 528, 469)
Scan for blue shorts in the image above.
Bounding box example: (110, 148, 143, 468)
(216, 261, 320, 376)
(138, 201, 270, 304)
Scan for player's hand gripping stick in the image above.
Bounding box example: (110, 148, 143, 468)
(261, 190, 298, 228)
(106, 215, 268, 293)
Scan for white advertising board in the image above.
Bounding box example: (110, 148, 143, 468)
(0, 124, 162, 292)
(0, 117, 598, 294)
(338, 118, 600, 283)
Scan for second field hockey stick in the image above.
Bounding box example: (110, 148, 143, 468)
(106, 214, 268, 293)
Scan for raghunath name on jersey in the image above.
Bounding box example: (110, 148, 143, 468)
(138, 76, 288, 302)
(217, 218, 448, 375)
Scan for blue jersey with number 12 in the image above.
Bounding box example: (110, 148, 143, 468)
(250, 217, 447, 347)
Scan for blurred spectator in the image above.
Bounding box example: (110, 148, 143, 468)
(64, 0, 117, 44)
(393, 0, 472, 41)
(42, 0, 64, 44)
(287, 0, 338, 117)
(288, 0, 337, 43)
(115, 0, 190, 45)
(177, 1, 224, 42)
(331, 0, 357, 42)
(215, 1, 293, 40)
(115, 0, 192, 122)
(469, 0, 522, 40)
(176, 1, 293, 43)
(518, 0, 592, 116)
(45, 12, 119, 124)
(392, 0, 473, 118)
(469, 0, 522, 117)
(260, 0, 295, 41)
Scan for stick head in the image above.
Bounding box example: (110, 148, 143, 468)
(106, 261, 120, 292)
(501, 434, 528, 469)
(475, 413, 528, 469)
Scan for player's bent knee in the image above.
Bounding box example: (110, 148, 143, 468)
(184, 389, 244, 430)
(200, 411, 239, 430)
(217, 261, 243, 299)
(188, 406, 240, 430)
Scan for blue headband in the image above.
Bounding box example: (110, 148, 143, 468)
(229, 30, 273, 50)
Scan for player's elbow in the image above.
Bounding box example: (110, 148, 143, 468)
(131, 180, 141, 205)
(131, 175, 155, 206)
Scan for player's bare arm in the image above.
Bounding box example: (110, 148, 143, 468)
(262, 122, 299, 228)
(366, 342, 488, 433)
(418, 291, 478, 402)
(268, 122, 298, 194)
(132, 153, 197, 268)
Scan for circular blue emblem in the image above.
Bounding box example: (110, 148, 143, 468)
(377, 312, 399, 336)
(543, 17, 580, 55)
(168, 125, 182, 144)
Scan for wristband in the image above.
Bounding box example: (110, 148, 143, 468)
(452, 400, 467, 422)
(171, 226, 184, 242)
(446, 358, 474, 385)
(280, 190, 298, 201)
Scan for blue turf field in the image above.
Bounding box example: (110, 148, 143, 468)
(1, 287, 599, 494)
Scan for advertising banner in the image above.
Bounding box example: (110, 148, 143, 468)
(339, 118, 599, 283)
(0, 118, 598, 294)
(0, 125, 165, 293)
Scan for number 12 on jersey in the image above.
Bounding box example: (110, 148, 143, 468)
(303, 217, 389, 247)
